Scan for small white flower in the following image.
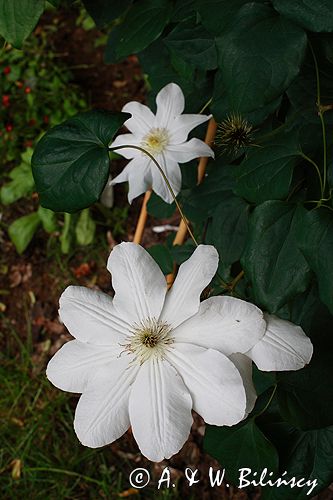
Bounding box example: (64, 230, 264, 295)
(110, 82, 214, 203)
(46, 243, 313, 461)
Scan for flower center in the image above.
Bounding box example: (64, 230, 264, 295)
(141, 128, 169, 154)
(125, 318, 173, 364)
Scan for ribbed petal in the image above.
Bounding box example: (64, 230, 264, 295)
(173, 296, 266, 355)
(169, 114, 211, 144)
(129, 358, 193, 462)
(167, 343, 246, 426)
(122, 101, 155, 136)
(46, 340, 122, 393)
(160, 245, 219, 328)
(111, 156, 152, 203)
(247, 314, 313, 371)
(107, 242, 167, 324)
(110, 133, 141, 159)
(229, 353, 257, 418)
(150, 153, 182, 204)
(74, 356, 138, 448)
(155, 83, 185, 128)
(59, 286, 131, 345)
(166, 138, 214, 163)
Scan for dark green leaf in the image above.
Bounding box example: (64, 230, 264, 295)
(183, 163, 235, 222)
(8, 212, 40, 254)
(204, 419, 279, 486)
(170, 242, 196, 264)
(197, 0, 250, 35)
(82, 0, 132, 27)
(147, 244, 173, 274)
(272, 0, 333, 33)
(241, 202, 311, 312)
(296, 207, 333, 314)
(234, 137, 301, 203)
(164, 18, 217, 70)
(32, 110, 129, 213)
(0, 0, 44, 48)
(147, 192, 175, 218)
(261, 423, 333, 499)
(215, 3, 307, 115)
(206, 195, 249, 265)
(109, 0, 172, 61)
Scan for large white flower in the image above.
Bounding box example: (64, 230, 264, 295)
(46, 243, 313, 462)
(110, 82, 214, 204)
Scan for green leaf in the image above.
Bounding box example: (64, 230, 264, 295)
(0, 149, 34, 204)
(8, 212, 40, 254)
(0, 0, 45, 48)
(32, 110, 129, 213)
(296, 207, 333, 314)
(206, 195, 249, 265)
(261, 423, 333, 499)
(108, 0, 172, 61)
(164, 18, 217, 70)
(147, 192, 175, 218)
(272, 0, 333, 33)
(82, 0, 132, 27)
(197, 0, 250, 35)
(241, 202, 311, 312)
(37, 206, 57, 233)
(170, 242, 196, 265)
(75, 208, 96, 246)
(215, 3, 307, 115)
(147, 244, 173, 274)
(204, 419, 279, 486)
(183, 163, 235, 222)
(234, 137, 301, 203)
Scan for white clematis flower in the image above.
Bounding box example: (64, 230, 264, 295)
(110, 82, 214, 204)
(46, 243, 313, 462)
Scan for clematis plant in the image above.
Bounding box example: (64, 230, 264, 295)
(110, 82, 214, 203)
(47, 243, 312, 462)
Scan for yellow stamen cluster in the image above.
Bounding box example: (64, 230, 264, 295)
(125, 318, 174, 364)
(141, 128, 169, 155)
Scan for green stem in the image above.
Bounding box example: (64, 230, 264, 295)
(109, 144, 199, 246)
(198, 97, 212, 114)
(255, 384, 277, 419)
(309, 42, 327, 197)
(25, 467, 103, 486)
(299, 152, 323, 196)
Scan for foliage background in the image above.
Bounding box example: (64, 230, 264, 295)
(1, 0, 333, 498)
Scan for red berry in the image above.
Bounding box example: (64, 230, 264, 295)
(5, 124, 13, 132)
(16, 81, 23, 89)
(43, 115, 49, 124)
(28, 118, 36, 126)
(2, 95, 10, 107)
(3, 66, 11, 75)
(24, 87, 32, 94)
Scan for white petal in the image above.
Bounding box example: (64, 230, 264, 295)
(59, 286, 131, 344)
(107, 242, 167, 324)
(166, 138, 214, 163)
(155, 83, 185, 128)
(129, 358, 193, 462)
(110, 133, 141, 159)
(160, 245, 219, 328)
(46, 340, 122, 393)
(111, 156, 152, 203)
(247, 314, 313, 371)
(74, 356, 138, 448)
(167, 343, 246, 426)
(169, 114, 211, 144)
(173, 296, 266, 355)
(150, 153, 182, 204)
(229, 353, 257, 418)
(122, 101, 155, 136)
